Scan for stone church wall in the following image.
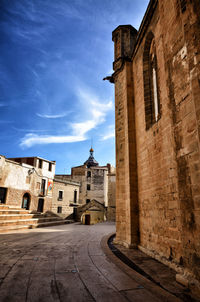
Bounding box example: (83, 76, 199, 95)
(111, 0, 200, 289)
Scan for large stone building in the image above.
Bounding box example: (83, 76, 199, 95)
(106, 0, 200, 292)
(52, 177, 80, 218)
(56, 148, 116, 223)
(0, 155, 56, 212)
(72, 148, 109, 206)
(0, 155, 80, 218)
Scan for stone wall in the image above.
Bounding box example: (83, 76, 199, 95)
(111, 0, 200, 289)
(0, 155, 55, 212)
(51, 179, 80, 218)
(71, 165, 108, 205)
(107, 173, 116, 221)
(76, 199, 106, 224)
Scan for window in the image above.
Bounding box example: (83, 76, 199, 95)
(74, 190, 77, 203)
(180, 0, 186, 12)
(48, 162, 52, 172)
(87, 184, 90, 191)
(87, 171, 91, 177)
(40, 179, 46, 195)
(0, 187, 7, 204)
(143, 32, 160, 130)
(38, 159, 43, 169)
(58, 191, 63, 200)
(57, 206, 62, 213)
(86, 199, 90, 204)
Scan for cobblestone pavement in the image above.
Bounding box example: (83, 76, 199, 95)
(0, 222, 184, 302)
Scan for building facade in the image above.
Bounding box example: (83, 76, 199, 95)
(107, 0, 200, 291)
(52, 178, 80, 218)
(71, 148, 109, 206)
(107, 166, 116, 221)
(56, 148, 116, 222)
(0, 155, 80, 218)
(0, 155, 55, 213)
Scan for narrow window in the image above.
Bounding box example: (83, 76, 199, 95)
(74, 190, 77, 203)
(41, 179, 46, 195)
(58, 191, 63, 200)
(143, 32, 160, 129)
(87, 184, 90, 191)
(57, 206, 62, 213)
(48, 162, 52, 172)
(152, 56, 159, 121)
(86, 199, 90, 204)
(38, 159, 43, 169)
(87, 171, 91, 177)
(180, 0, 186, 12)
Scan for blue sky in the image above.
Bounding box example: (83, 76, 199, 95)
(0, 0, 149, 174)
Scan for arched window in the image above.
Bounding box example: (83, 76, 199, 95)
(22, 193, 31, 210)
(143, 32, 160, 130)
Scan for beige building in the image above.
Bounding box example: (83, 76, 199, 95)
(56, 148, 116, 223)
(107, 166, 116, 221)
(0, 155, 55, 213)
(77, 199, 106, 225)
(106, 0, 200, 293)
(52, 178, 80, 218)
(0, 155, 81, 219)
(71, 148, 108, 206)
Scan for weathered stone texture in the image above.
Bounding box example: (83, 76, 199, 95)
(51, 179, 80, 218)
(107, 173, 116, 221)
(112, 0, 200, 288)
(71, 165, 108, 205)
(0, 156, 55, 212)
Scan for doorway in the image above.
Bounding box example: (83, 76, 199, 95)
(37, 198, 44, 212)
(0, 187, 7, 204)
(22, 193, 30, 210)
(85, 214, 90, 225)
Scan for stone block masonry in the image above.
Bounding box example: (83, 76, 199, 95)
(109, 0, 200, 293)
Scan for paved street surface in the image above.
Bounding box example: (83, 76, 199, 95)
(0, 222, 182, 302)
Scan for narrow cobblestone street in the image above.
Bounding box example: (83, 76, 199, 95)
(0, 222, 183, 302)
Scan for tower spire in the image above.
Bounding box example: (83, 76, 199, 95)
(84, 145, 99, 168)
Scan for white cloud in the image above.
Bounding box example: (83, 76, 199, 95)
(20, 87, 113, 148)
(20, 133, 85, 148)
(36, 112, 69, 119)
(101, 125, 115, 141)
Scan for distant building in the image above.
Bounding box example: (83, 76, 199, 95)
(52, 178, 80, 219)
(0, 155, 80, 217)
(0, 155, 56, 212)
(0, 149, 115, 224)
(56, 148, 116, 223)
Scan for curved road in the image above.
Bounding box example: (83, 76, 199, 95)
(0, 222, 180, 302)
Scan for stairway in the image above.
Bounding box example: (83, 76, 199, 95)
(0, 204, 70, 233)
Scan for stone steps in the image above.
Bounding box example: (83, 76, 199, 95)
(0, 214, 41, 220)
(0, 221, 67, 233)
(0, 204, 68, 233)
(0, 205, 23, 210)
(0, 217, 64, 227)
(0, 210, 32, 215)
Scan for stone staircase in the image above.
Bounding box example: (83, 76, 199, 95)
(0, 204, 69, 233)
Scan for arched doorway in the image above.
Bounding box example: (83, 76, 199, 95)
(22, 193, 30, 210)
